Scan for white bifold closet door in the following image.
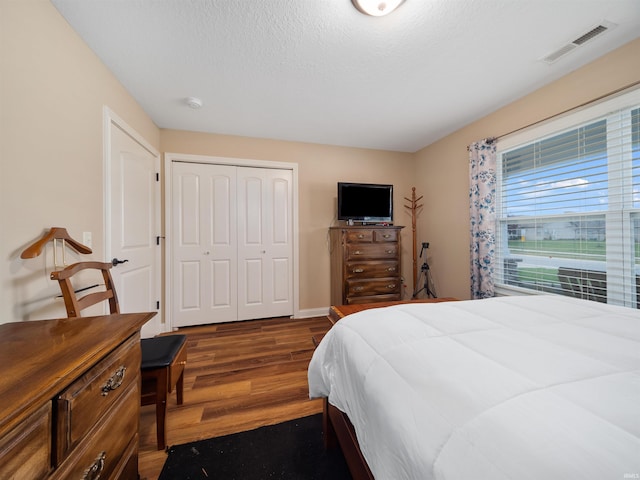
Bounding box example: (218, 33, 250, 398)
(172, 162, 293, 327)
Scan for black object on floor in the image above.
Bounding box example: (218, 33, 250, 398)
(158, 414, 352, 480)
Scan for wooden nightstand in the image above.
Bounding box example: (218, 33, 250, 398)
(329, 297, 458, 323)
(314, 298, 458, 348)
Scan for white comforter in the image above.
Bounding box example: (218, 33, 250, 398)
(308, 295, 640, 480)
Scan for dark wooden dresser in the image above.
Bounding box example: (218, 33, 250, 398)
(330, 225, 404, 305)
(0, 312, 154, 480)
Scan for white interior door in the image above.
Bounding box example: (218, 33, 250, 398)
(170, 161, 293, 327)
(237, 167, 293, 320)
(107, 114, 161, 337)
(172, 162, 238, 327)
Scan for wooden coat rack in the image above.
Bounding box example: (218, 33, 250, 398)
(404, 188, 423, 291)
(21, 227, 92, 268)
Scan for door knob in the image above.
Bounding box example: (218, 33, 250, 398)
(112, 258, 129, 266)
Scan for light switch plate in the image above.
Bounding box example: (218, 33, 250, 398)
(83, 231, 92, 248)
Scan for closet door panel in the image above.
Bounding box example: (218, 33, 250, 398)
(171, 161, 292, 326)
(207, 173, 237, 315)
(243, 259, 264, 305)
(272, 177, 290, 244)
(178, 174, 200, 245)
(272, 257, 290, 302)
(237, 170, 266, 318)
(211, 259, 232, 308)
(180, 261, 200, 309)
(237, 168, 293, 319)
(267, 170, 294, 315)
(172, 162, 237, 327)
(175, 172, 203, 317)
(242, 176, 263, 245)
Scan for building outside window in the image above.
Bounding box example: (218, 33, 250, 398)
(495, 89, 640, 308)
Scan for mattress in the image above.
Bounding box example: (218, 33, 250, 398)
(308, 295, 640, 479)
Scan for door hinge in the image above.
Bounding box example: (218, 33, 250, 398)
(156, 301, 160, 310)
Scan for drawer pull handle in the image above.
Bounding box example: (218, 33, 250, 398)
(353, 250, 362, 255)
(101, 366, 126, 396)
(83, 451, 106, 480)
(353, 286, 364, 292)
(386, 250, 395, 254)
(352, 268, 364, 273)
(382, 234, 391, 238)
(357, 234, 365, 239)
(387, 284, 397, 289)
(387, 267, 396, 272)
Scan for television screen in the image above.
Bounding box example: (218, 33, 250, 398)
(338, 182, 393, 223)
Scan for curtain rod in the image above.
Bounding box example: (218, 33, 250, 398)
(467, 79, 640, 150)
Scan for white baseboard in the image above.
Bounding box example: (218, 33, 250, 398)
(294, 307, 330, 319)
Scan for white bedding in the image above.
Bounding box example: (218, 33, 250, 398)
(308, 296, 640, 480)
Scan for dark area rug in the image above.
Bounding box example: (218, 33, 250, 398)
(158, 414, 352, 480)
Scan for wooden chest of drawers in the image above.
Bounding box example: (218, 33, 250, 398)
(330, 226, 404, 304)
(0, 312, 154, 480)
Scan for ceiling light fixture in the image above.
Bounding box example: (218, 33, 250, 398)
(352, 0, 405, 17)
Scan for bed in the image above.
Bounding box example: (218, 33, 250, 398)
(308, 295, 640, 480)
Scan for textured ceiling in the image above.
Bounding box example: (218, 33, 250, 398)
(51, 0, 640, 152)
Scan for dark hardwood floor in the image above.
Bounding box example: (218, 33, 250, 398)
(138, 315, 333, 480)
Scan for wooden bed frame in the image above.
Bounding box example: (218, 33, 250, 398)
(323, 398, 374, 480)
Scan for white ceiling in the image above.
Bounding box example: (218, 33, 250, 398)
(51, 0, 640, 153)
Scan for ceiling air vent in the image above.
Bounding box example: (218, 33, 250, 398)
(572, 24, 609, 45)
(541, 21, 616, 64)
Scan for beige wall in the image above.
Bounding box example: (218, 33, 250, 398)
(160, 130, 416, 313)
(0, 1, 160, 323)
(414, 37, 640, 301)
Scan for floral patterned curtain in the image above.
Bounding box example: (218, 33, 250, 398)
(469, 138, 497, 299)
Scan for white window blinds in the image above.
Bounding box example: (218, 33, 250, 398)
(496, 89, 640, 308)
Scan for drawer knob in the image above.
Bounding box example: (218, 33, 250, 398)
(101, 366, 126, 396)
(387, 284, 397, 289)
(83, 451, 106, 480)
(387, 266, 396, 272)
(386, 249, 395, 254)
(382, 234, 391, 238)
(353, 286, 364, 292)
(352, 268, 364, 273)
(357, 234, 365, 239)
(353, 250, 362, 255)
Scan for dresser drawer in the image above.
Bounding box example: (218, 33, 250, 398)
(110, 436, 139, 480)
(347, 278, 401, 298)
(346, 293, 401, 304)
(345, 229, 373, 243)
(0, 402, 51, 480)
(55, 334, 141, 462)
(344, 261, 399, 279)
(52, 384, 139, 480)
(373, 229, 398, 242)
(346, 243, 398, 260)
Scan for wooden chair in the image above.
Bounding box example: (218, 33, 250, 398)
(51, 261, 187, 450)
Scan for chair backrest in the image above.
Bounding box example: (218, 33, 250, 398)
(50, 261, 120, 317)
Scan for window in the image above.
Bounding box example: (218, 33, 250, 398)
(496, 89, 640, 308)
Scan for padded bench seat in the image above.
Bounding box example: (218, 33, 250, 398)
(141, 335, 187, 370)
(141, 334, 187, 450)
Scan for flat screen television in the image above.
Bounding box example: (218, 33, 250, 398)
(337, 182, 393, 223)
